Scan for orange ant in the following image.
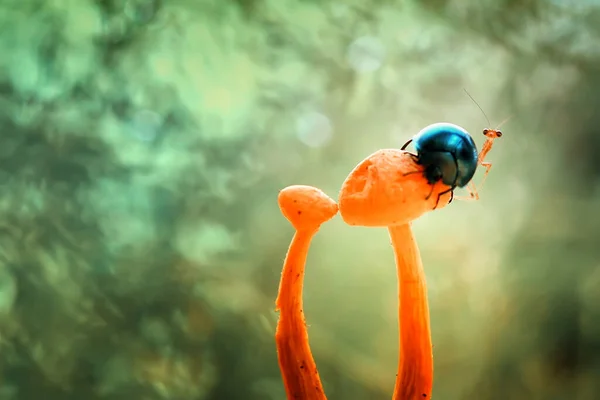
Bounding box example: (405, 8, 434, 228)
(458, 89, 510, 201)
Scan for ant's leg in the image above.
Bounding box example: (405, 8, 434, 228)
(475, 161, 492, 193)
(453, 182, 479, 201)
(455, 161, 492, 201)
(466, 182, 480, 200)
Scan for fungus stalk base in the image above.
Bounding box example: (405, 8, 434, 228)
(275, 229, 327, 400)
(389, 224, 433, 400)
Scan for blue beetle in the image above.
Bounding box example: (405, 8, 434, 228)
(401, 122, 480, 208)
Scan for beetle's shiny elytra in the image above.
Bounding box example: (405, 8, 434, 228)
(401, 122, 479, 206)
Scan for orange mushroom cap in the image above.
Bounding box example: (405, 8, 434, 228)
(279, 185, 338, 231)
(339, 150, 452, 227)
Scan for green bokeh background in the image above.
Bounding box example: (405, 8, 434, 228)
(1, 1, 599, 399)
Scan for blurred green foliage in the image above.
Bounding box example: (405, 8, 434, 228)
(0, 0, 599, 399)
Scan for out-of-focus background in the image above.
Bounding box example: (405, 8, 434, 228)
(1, 1, 599, 399)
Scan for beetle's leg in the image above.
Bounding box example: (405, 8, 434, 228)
(401, 139, 413, 150)
(433, 187, 453, 210)
(402, 153, 421, 177)
(425, 182, 436, 201)
(402, 151, 419, 163)
(402, 170, 422, 177)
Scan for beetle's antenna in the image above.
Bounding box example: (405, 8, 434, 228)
(463, 88, 491, 127)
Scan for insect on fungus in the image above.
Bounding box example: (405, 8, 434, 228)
(400, 89, 506, 207)
(274, 91, 506, 400)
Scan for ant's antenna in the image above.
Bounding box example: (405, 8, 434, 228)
(495, 115, 513, 130)
(463, 88, 491, 127)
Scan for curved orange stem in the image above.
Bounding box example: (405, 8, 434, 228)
(338, 150, 449, 399)
(389, 224, 433, 400)
(276, 150, 451, 399)
(275, 185, 338, 400)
